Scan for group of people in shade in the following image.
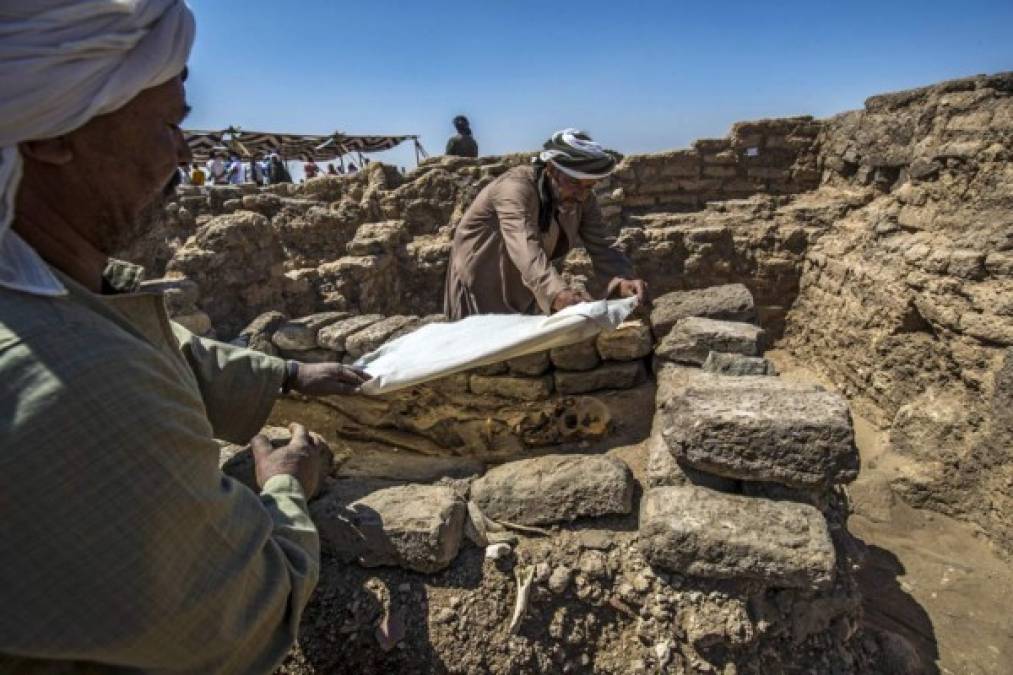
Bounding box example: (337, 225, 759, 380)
(178, 152, 367, 187)
(0, 1, 646, 670)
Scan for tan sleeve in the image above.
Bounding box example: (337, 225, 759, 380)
(0, 329, 318, 674)
(172, 322, 287, 444)
(494, 180, 568, 313)
(579, 196, 635, 295)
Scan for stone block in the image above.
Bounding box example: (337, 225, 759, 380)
(638, 486, 836, 590)
(279, 347, 341, 363)
(470, 454, 634, 526)
(273, 311, 349, 351)
(507, 350, 551, 376)
(345, 315, 416, 358)
(311, 481, 466, 574)
(702, 351, 778, 376)
(645, 416, 738, 492)
(469, 374, 554, 401)
(655, 317, 765, 366)
(656, 371, 859, 487)
(317, 314, 383, 351)
(550, 338, 600, 371)
(596, 321, 653, 361)
(650, 284, 756, 339)
(555, 361, 646, 395)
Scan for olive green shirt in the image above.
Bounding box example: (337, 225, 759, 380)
(0, 267, 318, 674)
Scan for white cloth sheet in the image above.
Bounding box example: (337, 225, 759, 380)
(355, 297, 639, 395)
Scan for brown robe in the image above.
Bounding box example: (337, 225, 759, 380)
(444, 165, 633, 320)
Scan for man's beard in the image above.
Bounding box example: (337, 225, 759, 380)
(102, 172, 179, 254)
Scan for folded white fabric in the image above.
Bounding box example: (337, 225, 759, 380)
(356, 297, 639, 395)
(0, 0, 195, 295)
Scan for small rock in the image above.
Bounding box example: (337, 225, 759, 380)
(554, 360, 646, 395)
(273, 311, 349, 351)
(596, 320, 653, 361)
(317, 314, 384, 351)
(506, 350, 551, 376)
(548, 566, 573, 594)
(578, 550, 608, 580)
(485, 543, 512, 560)
(535, 562, 552, 583)
(550, 338, 601, 371)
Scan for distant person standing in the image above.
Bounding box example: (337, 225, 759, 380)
(249, 155, 265, 185)
(304, 159, 320, 179)
(269, 154, 292, 184)
(207, 151, 227, 184)
(326, 163, 338, 176)
(446, 115, 478, 158)
(190, 162, 206, 186)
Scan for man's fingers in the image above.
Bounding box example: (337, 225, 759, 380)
(337, 366, 371, 384)
(250, 434, 272, 458)
(288, 422, 311, 448)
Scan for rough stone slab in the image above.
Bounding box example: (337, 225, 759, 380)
(638, 486, 835, 590)
(655, 317, 765, 366)
(657, 371, 859, 487)
(317, 314, 383, 351)
(702, 351, 778, 376)
(507, 350, 551, 376)
(471, 454, 634, 525)
(550, 338, 600, 371)
(555, 361, 646, 395)
(273, 311, 349, 351)
(650, 284, 756, 339)
(311, 480, 466, 574)
(345, 315, 416, 358)
(469, 374, 554, 401)
(596, 320, 653, 361)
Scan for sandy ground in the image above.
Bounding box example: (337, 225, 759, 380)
(767, 350, 1013, 675)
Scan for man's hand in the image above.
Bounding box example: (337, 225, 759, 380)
(551, 288, 592, 312)
(615, 278, 649, 305)
(290, 362, 372, 396)
(252, 423, 328, 497)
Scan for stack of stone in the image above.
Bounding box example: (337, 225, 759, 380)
(639, 283, 860, 593)
(239, 308, 656, 399)
(467, 319, 653, 401)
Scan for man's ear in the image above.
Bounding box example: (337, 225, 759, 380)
(19, 137, 74, 165)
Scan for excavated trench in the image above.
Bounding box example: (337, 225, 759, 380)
(127, 72, 1013, 672)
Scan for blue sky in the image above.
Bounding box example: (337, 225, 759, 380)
(185, 0, 1012, 172)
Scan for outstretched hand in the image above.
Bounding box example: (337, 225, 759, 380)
(290, 362, 372, 396)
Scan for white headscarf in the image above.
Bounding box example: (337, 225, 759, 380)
(0, 0, 196, 296)
(536, 128, 616, 180)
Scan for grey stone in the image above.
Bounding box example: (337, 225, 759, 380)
(595, 320, 653, 361)
(638, 486, 836, 590)
(555, 360, 646, 395)
(311, 480, 467, 574)
(650, 284, 756, 340)
(550, 338, 601, 371)
(548, 565, 573, 594)
(470, 453, 634, 526)
(472, 361, 508, 376)
(345, 315, 416, 358)
(656, 368, 859, 488)
(317, 314, 383, 351)
(701, 351, 778, 376)
(644, 415, 738, 491)
(273, 311, 349, 351)
(469, 374, 553, 401)
(655, 317, 765, 366)
(507, 350, 551, 376)
(239, 310, 288, 340)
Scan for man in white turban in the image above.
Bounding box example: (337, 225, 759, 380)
(0, 2, 368, 672)
(444, 128, 648, 320)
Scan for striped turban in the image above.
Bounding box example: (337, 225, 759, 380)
(0, 0, 196, 295)
(536, 128, 616, 180)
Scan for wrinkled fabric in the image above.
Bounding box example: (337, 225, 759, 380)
(357, 296, 638, 394)
(444, 165, 633, 319)
(0, 271, 318, 674)
(536, 128, 616, 179)
(0, 0, 196, 295)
